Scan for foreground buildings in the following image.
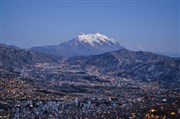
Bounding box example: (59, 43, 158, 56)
(0, 78, 179, 119)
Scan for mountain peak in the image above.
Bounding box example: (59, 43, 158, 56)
(76, 33, 117, 46)
(32, 33, 123, 57)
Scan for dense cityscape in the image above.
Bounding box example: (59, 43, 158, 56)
(0, 44, 180, 119)
(0, 77, 179, 118)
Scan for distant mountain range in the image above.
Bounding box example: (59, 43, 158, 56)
(1, 44, 180, 88)
(31, 33, 124, 57)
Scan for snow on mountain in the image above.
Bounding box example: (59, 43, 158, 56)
(31, 33, 124, 57)
(76, 33, 118, 46)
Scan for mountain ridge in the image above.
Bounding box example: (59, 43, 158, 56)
(66, 48, 180, 87)
(1, 44, 180, 88)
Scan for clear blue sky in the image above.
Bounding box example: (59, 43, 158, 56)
(0, 0, 179, 55)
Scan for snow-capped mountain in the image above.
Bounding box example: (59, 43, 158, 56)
(75, 33, 119, 46)
(31, 33, 124, 57)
